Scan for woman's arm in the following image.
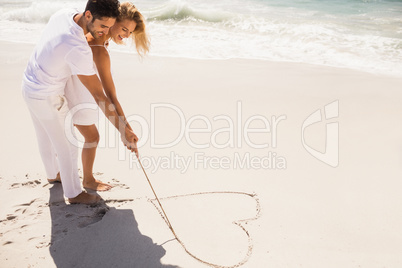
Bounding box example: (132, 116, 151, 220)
(91, 46, 133, 130)
(77, 74, 138, 155)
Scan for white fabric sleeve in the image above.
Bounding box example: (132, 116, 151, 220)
(65, 46, 96, 76)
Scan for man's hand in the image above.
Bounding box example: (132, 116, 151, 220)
(121, 126, 139, 157)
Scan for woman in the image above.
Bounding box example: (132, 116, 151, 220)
(64, 2, 150, 191)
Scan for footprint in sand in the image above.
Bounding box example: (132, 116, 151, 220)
(10, 174, 42, 189)
(0, 198, 47, 248)
(104, 198, 135, 208)
(50, 198, 134, 238)
(110, 178, 130, 189)
(0, 198, 41, 224)
(49, 202, 104, 241)
(77, 207, 110, 228)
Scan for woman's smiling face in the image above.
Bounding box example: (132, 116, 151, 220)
(110, 19, 137, 44)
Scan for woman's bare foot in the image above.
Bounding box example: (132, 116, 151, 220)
(83, 177, 113, 191)
(47, 172, 61, 183)
(68, 191, 101, 204)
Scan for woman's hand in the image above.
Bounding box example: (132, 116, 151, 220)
(121, 126, 139, 157)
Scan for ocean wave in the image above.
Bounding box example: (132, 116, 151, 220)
(144, 0, 233, 23)
(1, 1, 83, 23)
(1, 0, 401, 76)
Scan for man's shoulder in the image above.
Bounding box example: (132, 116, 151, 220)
(47, 8, 79, 36)
(54, 9, 86, 48)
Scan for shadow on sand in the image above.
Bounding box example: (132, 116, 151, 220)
(48, 184, 179, 268)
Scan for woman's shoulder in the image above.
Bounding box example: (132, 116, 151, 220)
(87, 34, 109, 47)
(91, 45, 109, 60)
(88, 38, 109, 57)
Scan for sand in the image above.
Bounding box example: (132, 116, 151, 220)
(1, 40, 402, 267)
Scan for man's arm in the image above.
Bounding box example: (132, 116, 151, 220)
(77, 74, 138, 156)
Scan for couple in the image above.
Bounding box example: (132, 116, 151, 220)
(22, 0, 149, 204)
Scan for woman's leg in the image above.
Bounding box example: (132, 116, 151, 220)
(75, 124, 112, 191)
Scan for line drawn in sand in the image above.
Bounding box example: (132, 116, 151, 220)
(149, 191, 261, 268)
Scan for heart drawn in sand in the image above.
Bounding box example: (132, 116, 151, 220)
(149, 191, 261, 268)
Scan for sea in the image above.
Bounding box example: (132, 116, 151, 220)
(0, 0, 401, 76)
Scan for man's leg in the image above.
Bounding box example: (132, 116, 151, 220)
(27, 110, 60, 181)
(24, 94, 99, 203)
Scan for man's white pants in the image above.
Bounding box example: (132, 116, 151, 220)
(23, 92, 82, 198)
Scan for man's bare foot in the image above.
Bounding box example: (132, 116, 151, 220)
(68, 191, 101, 204)
(47, 172, 61, 183)
(83, 178, 113, 191)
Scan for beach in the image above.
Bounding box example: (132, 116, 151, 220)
(1, 40, 402, 267)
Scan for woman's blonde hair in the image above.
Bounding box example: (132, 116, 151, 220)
(118, 2, 150, 56)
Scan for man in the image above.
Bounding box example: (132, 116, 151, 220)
(22, 0, 138, 204)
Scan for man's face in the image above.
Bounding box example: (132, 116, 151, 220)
(86, 14, 116, 39)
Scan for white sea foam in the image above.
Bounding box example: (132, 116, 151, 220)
(1, 1, 84, 23)
(144, 0, 232, 23)
(0, 0, 401, 76)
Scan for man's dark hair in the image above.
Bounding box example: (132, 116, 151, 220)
(85, 0, 120, 20)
